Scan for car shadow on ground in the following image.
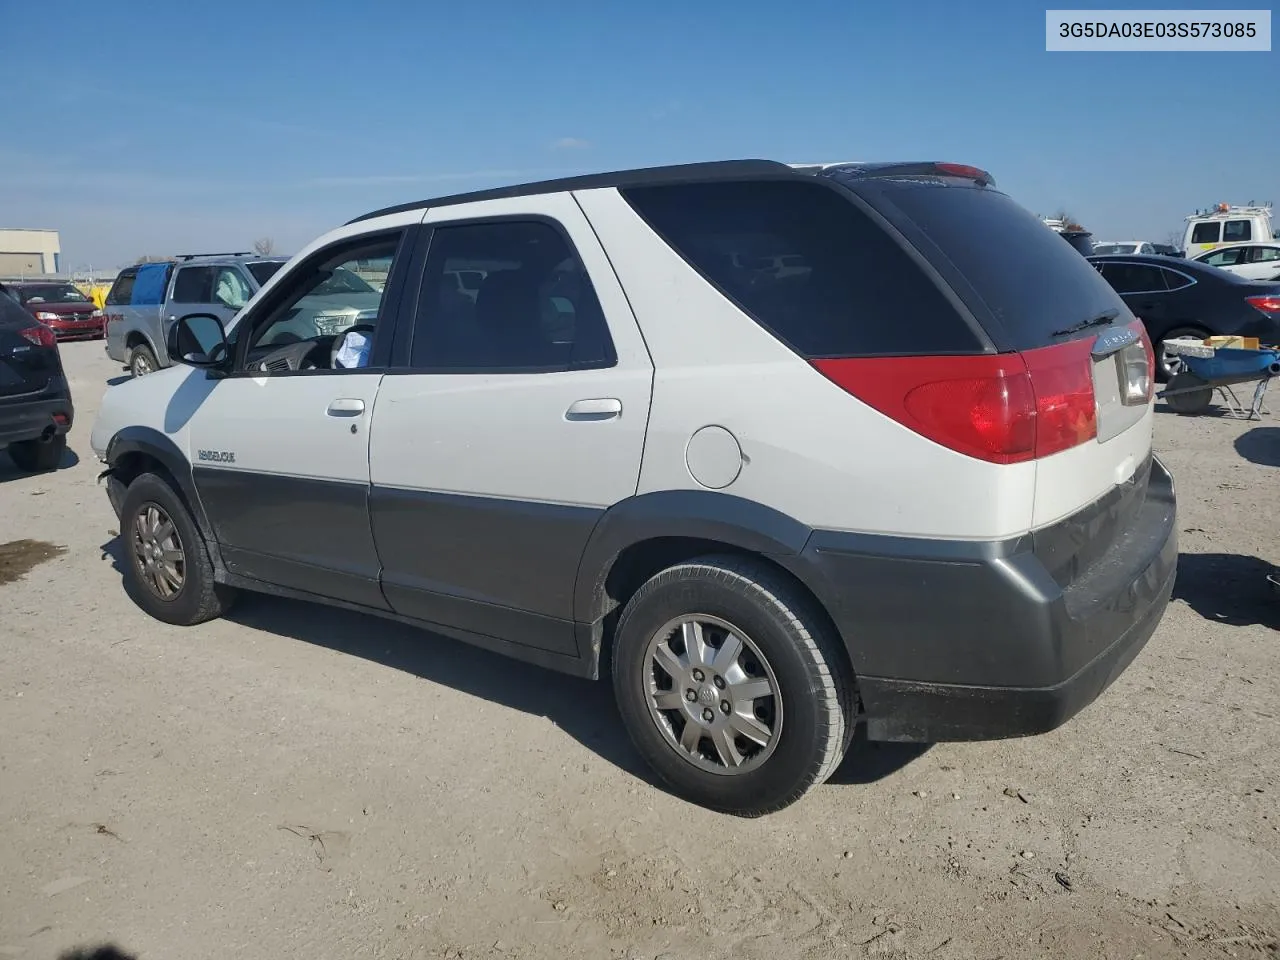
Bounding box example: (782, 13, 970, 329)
(1173, 552, 1280, 628)
(59, 947, 136, 960)
(106, 374, 131, 387)
(1234, 426, 1280, 467)
(0, 445, 80, 484)
(97, 535, 926, 792)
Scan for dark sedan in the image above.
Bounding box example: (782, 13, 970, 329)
(1088, 254, 1280, 380)
(1, 280, 105, 340)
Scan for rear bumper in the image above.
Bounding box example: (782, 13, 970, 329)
(0, 380, 75, 446)
(791, 456, 1178, 743)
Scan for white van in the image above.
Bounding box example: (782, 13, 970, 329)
(1183, 204, 1276, 258)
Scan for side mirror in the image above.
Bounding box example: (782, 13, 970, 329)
(168, 313, 230, 375)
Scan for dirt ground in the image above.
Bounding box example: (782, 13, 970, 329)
(1, 341, 1277, 960)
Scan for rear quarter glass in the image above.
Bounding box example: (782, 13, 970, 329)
(620, 178, 987, 358)
(835, 175, 1133, 352)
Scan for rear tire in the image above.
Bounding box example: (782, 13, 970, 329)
(120, 472, 236, 625)
(611, 554, 854, 816)
(128, 343, 158, 378)
(8, 433, 66, 472)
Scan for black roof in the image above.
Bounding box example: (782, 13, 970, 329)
(345, 159, 796, 225)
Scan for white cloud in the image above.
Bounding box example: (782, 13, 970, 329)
(550, 137, 591, 151)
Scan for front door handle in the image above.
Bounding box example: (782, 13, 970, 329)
(565, 398, 622, 421)
(327, 398, 366, 417)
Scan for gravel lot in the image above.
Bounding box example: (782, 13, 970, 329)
(2, 341, 1277, 960)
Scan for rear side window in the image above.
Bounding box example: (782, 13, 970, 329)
(1224, 219, 1252, 242)
(106, 270, 137, 306)
(1098, 263, 1168, 294)
(172, 266, 216, 303)
(839, 175, 1128, 350)
(1191, 222, 1220, 244)
(622, 180, 982, 357)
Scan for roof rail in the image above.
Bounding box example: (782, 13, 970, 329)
(173, 251, 253, 261)
(345, 160, 798, 225)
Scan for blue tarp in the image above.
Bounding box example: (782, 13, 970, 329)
(131, 263, 170, 306)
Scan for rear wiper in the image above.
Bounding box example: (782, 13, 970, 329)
(1051, 309, 1118, 337)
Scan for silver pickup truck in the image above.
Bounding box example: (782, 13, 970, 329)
(104, 253, 286, 377)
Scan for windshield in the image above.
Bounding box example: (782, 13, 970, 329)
(14, 284, 91, 304)
(314, 267, 376, 295)
(247, 261, 285, 286)
(1091, 243, 1138, 255)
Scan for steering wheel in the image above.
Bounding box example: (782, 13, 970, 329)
(330, 324, 377, 369)
(254, 339, 326, 373)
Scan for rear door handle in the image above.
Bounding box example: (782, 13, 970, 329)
(565, 398, 622, 421)
(327, 398, 366, 417)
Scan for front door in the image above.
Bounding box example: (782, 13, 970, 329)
(186, 229, 412, 608)
(368, 196, 654, 656)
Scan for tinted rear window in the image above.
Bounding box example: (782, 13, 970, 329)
(839, 175, 1129, 350)
(621, 179, 983, 357)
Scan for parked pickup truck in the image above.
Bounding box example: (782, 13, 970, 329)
(104, 253, 286, 377)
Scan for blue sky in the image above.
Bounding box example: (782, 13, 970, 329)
(1, 0, 1275, 270)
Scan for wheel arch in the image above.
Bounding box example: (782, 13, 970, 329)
(104, 427, 217, 549)
(572, 492, 851, 682)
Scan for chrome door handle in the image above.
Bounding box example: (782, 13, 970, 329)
(565, 398, 622, 421)
(327, 398, 365, 417)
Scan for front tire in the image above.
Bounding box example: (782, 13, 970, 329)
(128, 343, 158, 378)
(8, 433, 66, 472)
(120, 472, 236, 625)
(612, 555, 854, 816)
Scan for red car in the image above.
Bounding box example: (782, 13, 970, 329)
(1, 281, 105, 340)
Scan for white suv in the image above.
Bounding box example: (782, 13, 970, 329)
(90, 160, 1178, 815)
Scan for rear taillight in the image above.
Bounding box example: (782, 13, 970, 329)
(810, 330, 1130, 464)
(19, 325, 57, 348)
(1247, 295, 1280, 315)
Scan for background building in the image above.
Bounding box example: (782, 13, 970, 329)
(0, 228, 61, 276)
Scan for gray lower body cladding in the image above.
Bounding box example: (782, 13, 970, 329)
(789, 456, 1178, 742)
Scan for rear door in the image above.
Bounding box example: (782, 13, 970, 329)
(1243, 245, 1280, 280)
(367, 194, 653, 656)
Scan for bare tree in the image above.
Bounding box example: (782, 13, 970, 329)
(253, 237, 276, 256)
(1051, 209, 1086, 231)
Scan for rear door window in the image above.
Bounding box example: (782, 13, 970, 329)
(829, 173, 1129, 350)
(1098, 263, 1168, 294)
(621, 179, 984, 357)
(171, 266, 217, 304)
(1191, 222, 1221, 245)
